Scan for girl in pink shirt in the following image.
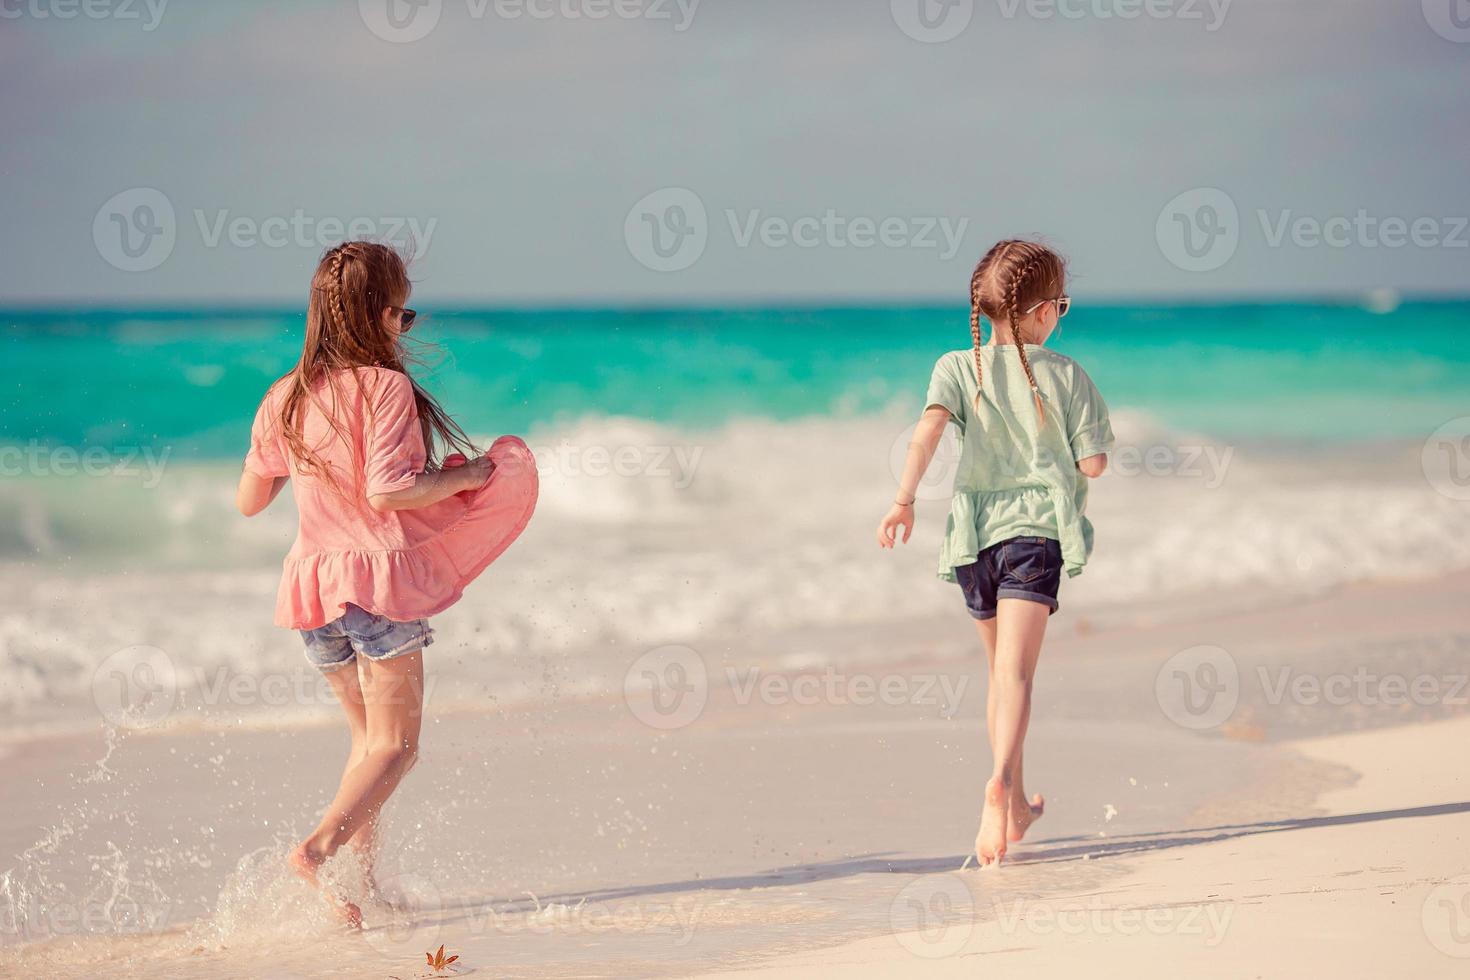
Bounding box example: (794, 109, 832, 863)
(236, 241, 538, 925)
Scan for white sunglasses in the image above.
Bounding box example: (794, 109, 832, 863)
(1023, 296, 1071, 317)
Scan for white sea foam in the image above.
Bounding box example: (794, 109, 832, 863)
(0, 409, 1466, 731)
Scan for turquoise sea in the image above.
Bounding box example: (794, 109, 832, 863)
(4, 300, 1469, 457)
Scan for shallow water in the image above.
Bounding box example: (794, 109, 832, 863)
(3, 301, 1469, 974)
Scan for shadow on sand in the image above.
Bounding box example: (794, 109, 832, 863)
(378, 800, 1470, 935)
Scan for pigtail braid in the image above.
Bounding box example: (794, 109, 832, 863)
(326, 245, 350, 336)
(1006, 253, 1047, 425)
(969, 263, 986, 411)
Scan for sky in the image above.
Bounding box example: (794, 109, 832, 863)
(1, 0, 1467, 305)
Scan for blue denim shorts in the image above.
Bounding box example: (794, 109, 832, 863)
(299, 604, 434, 672)
(954, 536, 1064, 621)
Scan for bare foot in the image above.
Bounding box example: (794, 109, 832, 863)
(288, 843, 362, 929)
(1007, 792, 1045, 843)
(974, 778, 1009, 866)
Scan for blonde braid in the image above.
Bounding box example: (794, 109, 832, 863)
(1006, 252, 1047, 425)
(969, 263, 985, 411)
(325, 245, 350, 335)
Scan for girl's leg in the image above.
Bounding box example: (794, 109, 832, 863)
(316, 665, 384, 884)
(290, 651, 425, 925)
(975, 598, 1050, 865)
(976, 619, 1046, 844)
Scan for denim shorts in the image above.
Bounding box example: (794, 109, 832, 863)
(299, 603, 434, 672)
(954, 536, 1064, 621)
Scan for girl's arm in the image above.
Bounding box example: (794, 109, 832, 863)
(1077, 454, 1108, 478)
(237, 471, 288, 517)
(876, 405, 950, 549)
(367, 456, 493, 512)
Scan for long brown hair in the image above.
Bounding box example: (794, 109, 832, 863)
(274, 241, 475, 491)
(968, 239, 1067, 423)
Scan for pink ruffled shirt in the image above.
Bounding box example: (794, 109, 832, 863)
(245, 367, 538, 630)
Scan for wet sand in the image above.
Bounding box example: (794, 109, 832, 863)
(3, 572, 1468, 977)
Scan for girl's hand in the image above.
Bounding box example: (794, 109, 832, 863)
(876, 503, 914, 549)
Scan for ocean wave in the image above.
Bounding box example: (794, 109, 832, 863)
(0, 409, 1466, 727)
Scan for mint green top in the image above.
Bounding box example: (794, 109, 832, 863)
(925, 346, 1115, 582)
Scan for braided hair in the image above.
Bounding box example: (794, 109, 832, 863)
(273, 241, 476, 494)
(967, 240, 1066, 424)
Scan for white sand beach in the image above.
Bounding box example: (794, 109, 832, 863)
(4, 566, 1468, 978)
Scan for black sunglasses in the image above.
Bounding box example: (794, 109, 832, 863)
(392, 307, 417, 331)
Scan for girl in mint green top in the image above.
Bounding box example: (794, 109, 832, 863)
(876, 240, 1114, 869)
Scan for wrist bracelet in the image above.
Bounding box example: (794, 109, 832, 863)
(896, 497, 915, 507)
